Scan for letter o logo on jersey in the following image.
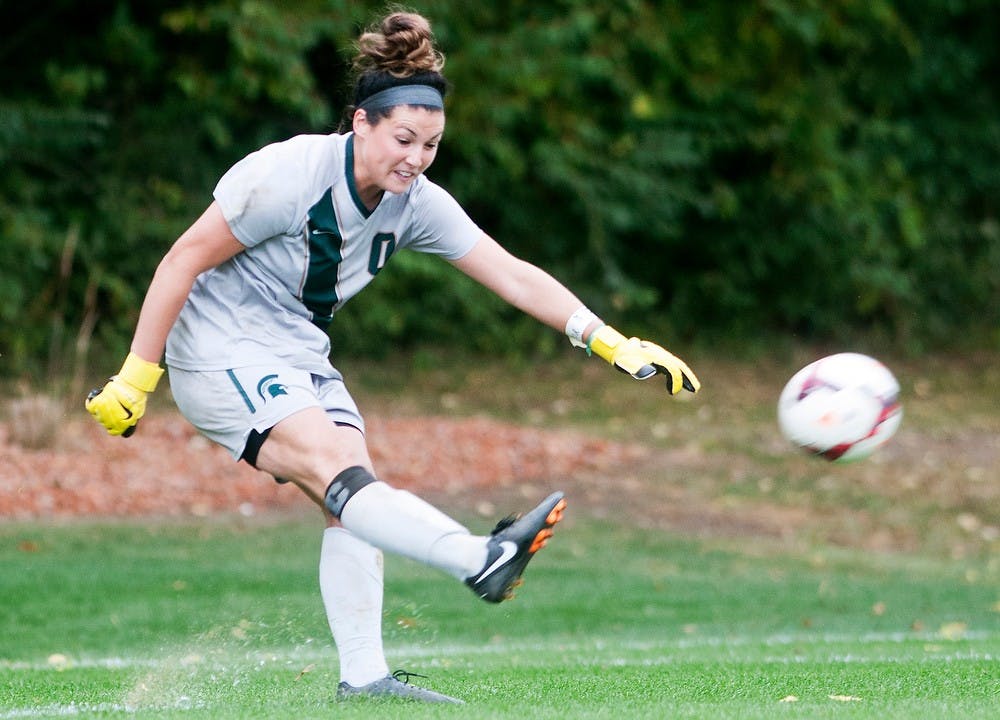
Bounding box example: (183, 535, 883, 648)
(369, 232, 397, 275)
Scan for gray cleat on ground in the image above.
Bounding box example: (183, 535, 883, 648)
(336, 671, 464, 704)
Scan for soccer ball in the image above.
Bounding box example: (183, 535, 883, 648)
(777, 353, 903, 462)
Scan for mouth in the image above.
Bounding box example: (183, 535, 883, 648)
(393, 169, 416, 182)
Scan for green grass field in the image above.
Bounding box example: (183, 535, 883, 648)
(2, 515, 997, 719)
(2, 352, 998, 718)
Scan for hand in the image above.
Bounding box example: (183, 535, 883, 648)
(85, 379, 147, 436)
(85, 352, 164, 436)
(588, 325, 701, 395)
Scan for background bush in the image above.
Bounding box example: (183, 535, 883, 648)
(2, 0, 998, 385)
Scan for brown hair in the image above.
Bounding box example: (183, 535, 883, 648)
(354, 11, 444, 78)
(347, 11, 449, 125)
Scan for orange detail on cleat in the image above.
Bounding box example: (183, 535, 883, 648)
(545, 499, 567, 525)
(529, 499, 566, 552)
(529, 529, 553, 553)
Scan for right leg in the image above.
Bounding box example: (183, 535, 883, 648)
(253, 410, 490, 580)
(170, 365, 563, 702)
(173, 365, 566, 594)
(256, 406, 567, 601)
(169, 366, 474, 700)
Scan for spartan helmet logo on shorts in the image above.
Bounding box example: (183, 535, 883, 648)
(256, 374, 289, 401)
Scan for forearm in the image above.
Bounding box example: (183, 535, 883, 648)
(129, 202, 245, 364)
(129, 260, 198, 363)
(501, 259, 601, 337)
(451, 236, 604, 343)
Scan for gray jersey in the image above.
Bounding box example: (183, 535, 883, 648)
(166, 133, 481, 374)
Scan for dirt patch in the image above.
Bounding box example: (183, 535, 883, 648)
(2, 405, 997, 558)
(0, 411, 647, 520)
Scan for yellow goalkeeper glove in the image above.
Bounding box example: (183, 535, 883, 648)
(85, 352, 164, 436)
(588, 325, 701, 395)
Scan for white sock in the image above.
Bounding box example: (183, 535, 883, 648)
(339, 482, 489, 580)
(319, 527, 390, 687)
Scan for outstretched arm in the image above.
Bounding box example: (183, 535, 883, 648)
(450, 234, 700, 395)
(450, 233, 600, 337)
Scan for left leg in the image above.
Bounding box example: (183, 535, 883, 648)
(319, 527, 387, 686)
(254, 407, 480, 703)
(318, 525, 462, 703)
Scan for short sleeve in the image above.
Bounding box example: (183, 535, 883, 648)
(213, 136, 337, 247)
(404, 179, 482, 260)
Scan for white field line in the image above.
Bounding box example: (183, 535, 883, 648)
(0, 629, 995, 674)
(0, 699, 206, 719)
(394, 630, 998, 665)
(0, 705, 128, 719)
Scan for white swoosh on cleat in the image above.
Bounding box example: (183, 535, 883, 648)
(474, 541, 518, 582)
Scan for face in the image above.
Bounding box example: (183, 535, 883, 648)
(353, 105, 445, 200)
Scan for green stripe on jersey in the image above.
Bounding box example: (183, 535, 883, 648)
(304, 187, 342, 329)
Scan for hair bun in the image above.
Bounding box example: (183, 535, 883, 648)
(355, 11, 445, 78)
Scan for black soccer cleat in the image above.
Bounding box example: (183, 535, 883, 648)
(465, 491, 566, 603)
(336, 670, 464, 704)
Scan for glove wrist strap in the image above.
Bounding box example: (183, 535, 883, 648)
(118, 352, 164, 393)
(565, 306, 602, 349)
(587, 325, 627, 362)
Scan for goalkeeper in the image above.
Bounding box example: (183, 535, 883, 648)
(85, 9, 698, 706)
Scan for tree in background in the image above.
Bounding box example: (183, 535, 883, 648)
(2, 1, 997, 386)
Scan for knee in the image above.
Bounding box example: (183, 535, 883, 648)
(253, 422, 373, 499)
(324, 465, 378, 518)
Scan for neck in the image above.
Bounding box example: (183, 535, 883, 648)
(352, 164, 383, 211)
(351, 139, 383, 210)
(357, 183, 383, 210)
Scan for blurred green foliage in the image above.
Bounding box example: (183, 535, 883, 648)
(2, 0, 998, 383)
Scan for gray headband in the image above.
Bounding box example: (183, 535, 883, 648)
(357, 84, 444, 114)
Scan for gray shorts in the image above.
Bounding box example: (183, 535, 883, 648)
(167, 365, 365, 460)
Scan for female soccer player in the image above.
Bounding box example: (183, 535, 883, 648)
(86, 10, 699, 704)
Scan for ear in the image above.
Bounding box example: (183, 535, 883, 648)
(352, 109, 369, 137)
